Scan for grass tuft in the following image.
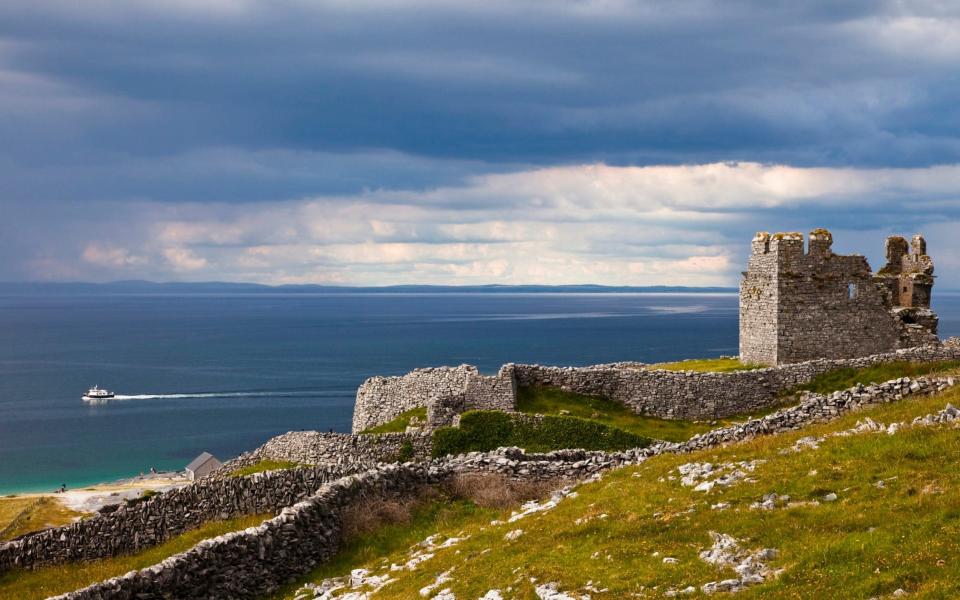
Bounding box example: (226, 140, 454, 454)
(362, 407, 428, 434)
(229, 459, 305, 478)
(647, 357, 762, 373)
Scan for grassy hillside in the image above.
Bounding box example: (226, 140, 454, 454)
(280, 382, 960, 599)
(0, 496, 84, 541)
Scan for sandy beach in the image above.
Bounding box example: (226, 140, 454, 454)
(10, 471, 191, 515)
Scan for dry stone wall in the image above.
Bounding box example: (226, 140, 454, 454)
(51, 373, 958, 599)
(0, 464, 354, 571)
(229, 430, 434, 468)
(511, 343, 960, 420)
(355, 340, 960, 428)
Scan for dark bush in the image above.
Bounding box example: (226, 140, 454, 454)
(395, 440, 415, 462)
(431, 410, 650, 457)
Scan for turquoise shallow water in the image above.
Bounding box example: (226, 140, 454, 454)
(1, 291, 958, 494)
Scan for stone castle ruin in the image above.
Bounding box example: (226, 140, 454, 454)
(739, 229, 939, 366)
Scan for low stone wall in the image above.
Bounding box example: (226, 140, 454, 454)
(0, 465, 354, 571)
(53, 465, 442, 600)
(512, 343, 960, 420)
(232, 430, 434, 468)
(50, 373, 958, 599)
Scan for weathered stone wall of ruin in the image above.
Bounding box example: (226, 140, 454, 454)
(352, 365, 478, 433)
(353, 365, 518, 432)
(739, 234, 781, 366)
(463, 366, 517, 412)
(774, 239, 900, 363)
(512, 343, 960, 420)
(51, 373, 957, 599)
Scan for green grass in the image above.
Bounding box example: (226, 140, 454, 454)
(792, 360, 960, 396)
(270, 496, 498, 599)
(432, 410, 651, 457)
(647, 357, 763, 373)
(229, 459, 305, 478)
(277, 383, 960, 599)
(362, 407, 428, 434)
(0, 497, 84, 541)
(0, 512, 273, 600)
(517, 385, 718, 442)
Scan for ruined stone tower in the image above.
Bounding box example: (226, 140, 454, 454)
(739, 229, 939, 366)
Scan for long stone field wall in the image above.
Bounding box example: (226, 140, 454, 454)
(353, 342, 960, 427)
(0, 464, 356, 571)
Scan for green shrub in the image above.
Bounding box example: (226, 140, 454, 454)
(431, 411, 650, 458)
(516, 385, 717, 441)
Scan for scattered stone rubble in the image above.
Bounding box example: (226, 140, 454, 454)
(676, 460, 765, 493)
(698, 532, 779, 594)
(534, 582, 591, 600)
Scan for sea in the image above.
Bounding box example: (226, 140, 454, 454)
(2, 291, 959, 495)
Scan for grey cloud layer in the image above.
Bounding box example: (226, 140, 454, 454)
(2, 1, 960, 284)
(7, 163, 960, 286)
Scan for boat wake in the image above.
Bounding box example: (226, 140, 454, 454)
(88, 390, 341, 402)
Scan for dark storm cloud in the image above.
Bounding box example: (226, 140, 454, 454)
(2, 0, 959, 177)
(2, 1, 960, 283)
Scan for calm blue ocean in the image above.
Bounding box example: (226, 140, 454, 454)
(2, 292, 959, 494)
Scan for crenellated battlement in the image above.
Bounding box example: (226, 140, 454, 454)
(740, 228, 939, 365)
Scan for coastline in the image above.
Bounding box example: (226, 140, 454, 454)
(2, 471, 191, 514)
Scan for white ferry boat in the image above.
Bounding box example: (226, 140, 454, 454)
(82, 385, 115, 401)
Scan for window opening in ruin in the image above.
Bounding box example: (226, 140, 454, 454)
(847, 283, 857, 300)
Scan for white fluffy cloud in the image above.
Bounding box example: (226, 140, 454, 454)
(14, 160, 953, 286)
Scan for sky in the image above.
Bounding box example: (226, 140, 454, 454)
(1, 0, 960, 286)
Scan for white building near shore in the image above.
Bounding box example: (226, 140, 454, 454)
(185, 452, 221, 481)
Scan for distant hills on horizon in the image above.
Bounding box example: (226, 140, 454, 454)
(0, 280, 738, 295)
